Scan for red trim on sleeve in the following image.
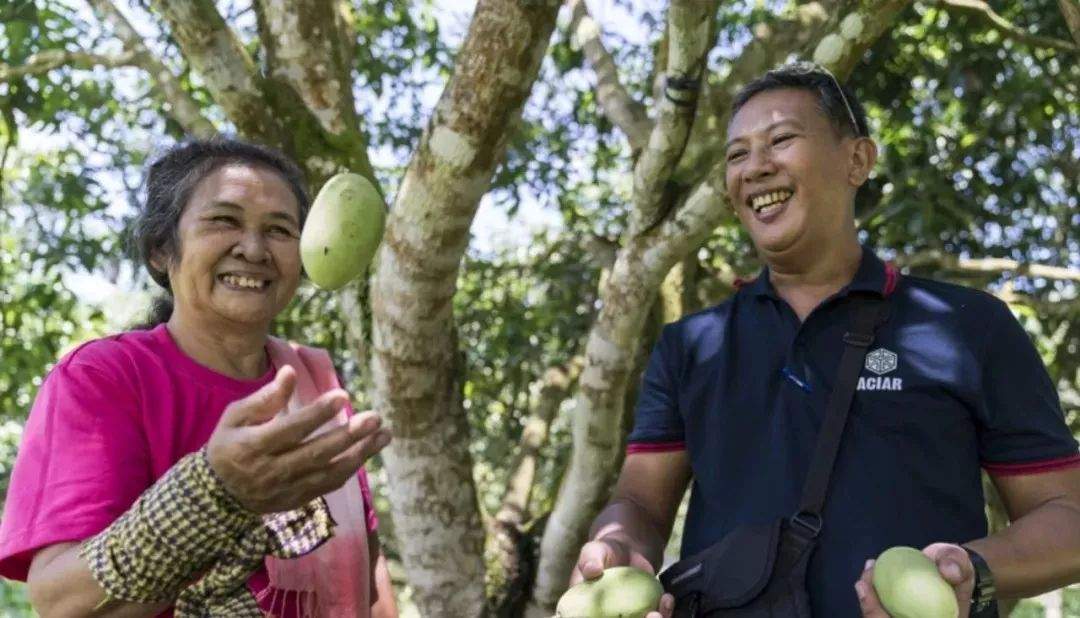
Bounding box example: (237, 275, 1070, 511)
(883, 262, 900, 297)
(982, 453, 1080, 476)
(627, 441, 687, 454)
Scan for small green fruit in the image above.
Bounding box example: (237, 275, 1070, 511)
(872, 547, 959, 618)
(300, 172, 386, 290)
(556, 566, 663, 618)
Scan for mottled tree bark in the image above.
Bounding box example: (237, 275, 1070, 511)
(629, 0, 717, 235)
(529, 1, 719, 609)
(1063, 0, 1080, 44)
(568, 0, 652, 152)
(147, 0, 282, 145)
(253, 0, 378, 185)
(486, 358, 583, 617)
(369, 1, 560, 614)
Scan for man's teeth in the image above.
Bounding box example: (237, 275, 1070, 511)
(751, 190, 793, 212)
(222, 275, 267, 289)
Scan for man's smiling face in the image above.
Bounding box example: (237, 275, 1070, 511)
(724, 87, 864, 260)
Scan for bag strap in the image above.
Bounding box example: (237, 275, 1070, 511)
(791, 295, 891, 538)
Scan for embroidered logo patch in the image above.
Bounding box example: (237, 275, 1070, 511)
(859, 348, 902, 391)
(865, 348, 898, 375)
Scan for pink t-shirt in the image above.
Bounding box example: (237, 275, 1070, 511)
(0, 324, 377, 614)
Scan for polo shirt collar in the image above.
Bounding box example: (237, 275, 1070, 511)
(746, 245, 898, 300)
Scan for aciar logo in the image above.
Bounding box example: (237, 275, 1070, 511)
(859, 348, 902, 391)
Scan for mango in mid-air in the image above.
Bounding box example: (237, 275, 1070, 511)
(300, 172, 386, 290)
(872, 546, 959, 618)
(556, 566, 663, 618)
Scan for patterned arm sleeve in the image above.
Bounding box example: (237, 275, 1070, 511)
(79, 447, 261, 605)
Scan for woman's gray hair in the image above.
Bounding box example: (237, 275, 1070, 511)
(130, 137, 310, 327)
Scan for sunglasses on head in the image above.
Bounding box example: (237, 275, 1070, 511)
(782, 62, 862, 138)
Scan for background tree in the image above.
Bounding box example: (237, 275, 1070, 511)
(1, 0, 1077, 615)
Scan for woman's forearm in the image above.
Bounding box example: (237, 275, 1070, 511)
(371, 550, 399, 618)
(28, 543, 171, 618)
(29, 449, 260, 617)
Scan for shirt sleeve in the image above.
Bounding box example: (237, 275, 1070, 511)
(0, 355, 151, 580)
(626, 324, 686, 452)
(975, 302, 1080, 475)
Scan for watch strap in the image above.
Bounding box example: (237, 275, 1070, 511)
(963, 546, 996, 617)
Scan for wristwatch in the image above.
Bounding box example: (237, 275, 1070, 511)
(963, 546, 996, 617)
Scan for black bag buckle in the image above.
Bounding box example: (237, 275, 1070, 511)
(789, 511, 823, 539)
(842, 331, 874, 347)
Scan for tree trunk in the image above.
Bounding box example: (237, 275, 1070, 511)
(369, 1, 560, 614)
(486, 358, 583, 616)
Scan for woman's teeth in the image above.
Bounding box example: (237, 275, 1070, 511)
(221, 275, 267, 289)
(751, 190, 793, 213)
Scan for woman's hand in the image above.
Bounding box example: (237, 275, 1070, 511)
(207, 365, 391, 513)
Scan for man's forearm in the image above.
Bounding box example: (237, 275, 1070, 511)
(967, 498, 1080, 598)
(590, 497, 670, 571)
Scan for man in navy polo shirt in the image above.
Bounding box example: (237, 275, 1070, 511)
(570, 63, 1080, 618)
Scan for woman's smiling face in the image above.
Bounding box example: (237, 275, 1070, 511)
(157, 163, 303, 330)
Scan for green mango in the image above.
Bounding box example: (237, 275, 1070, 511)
(872, 547, 959, 618)
(556, 566, 663, 618)
(300, 172, 386, 290)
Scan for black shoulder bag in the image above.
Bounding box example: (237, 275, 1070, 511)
(659, 296, 891, 617)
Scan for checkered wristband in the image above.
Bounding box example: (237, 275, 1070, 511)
(80, 447, 260, 604)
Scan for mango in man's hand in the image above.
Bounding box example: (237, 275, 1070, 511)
(872, 546, 959, 618)
(300, 172, 386, 290)
(556, 566, 664, 618)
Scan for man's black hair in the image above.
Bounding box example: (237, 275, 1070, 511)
(731, 63, 869, 139)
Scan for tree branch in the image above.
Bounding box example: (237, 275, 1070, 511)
(896, 250, 1080, 283)
(677, 0, 912, 189)
(147, 0, 282, 144)
(674, 0, 839, 185)
(253, 0, 359, 137)
(996, 290, 1080, 319)
(335, 0, 359, 85)
(86, 0, 215, 138)
(370, 1, 562, 614)
(568, 0, 652, 152)
(0, 48, 137, 81)
(497, 357, 584, 524)
(249, 0, 377, 186)
(485, 354, 581, 617)
(628, 0, 719, 236)
(941, 0, 1080, 53)
(1062, 0, 1080, 44)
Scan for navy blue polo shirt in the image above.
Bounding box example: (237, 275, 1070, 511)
(628, 246, 1080, 617)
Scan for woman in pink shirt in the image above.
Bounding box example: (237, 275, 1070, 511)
(0, 138, 398, 617)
